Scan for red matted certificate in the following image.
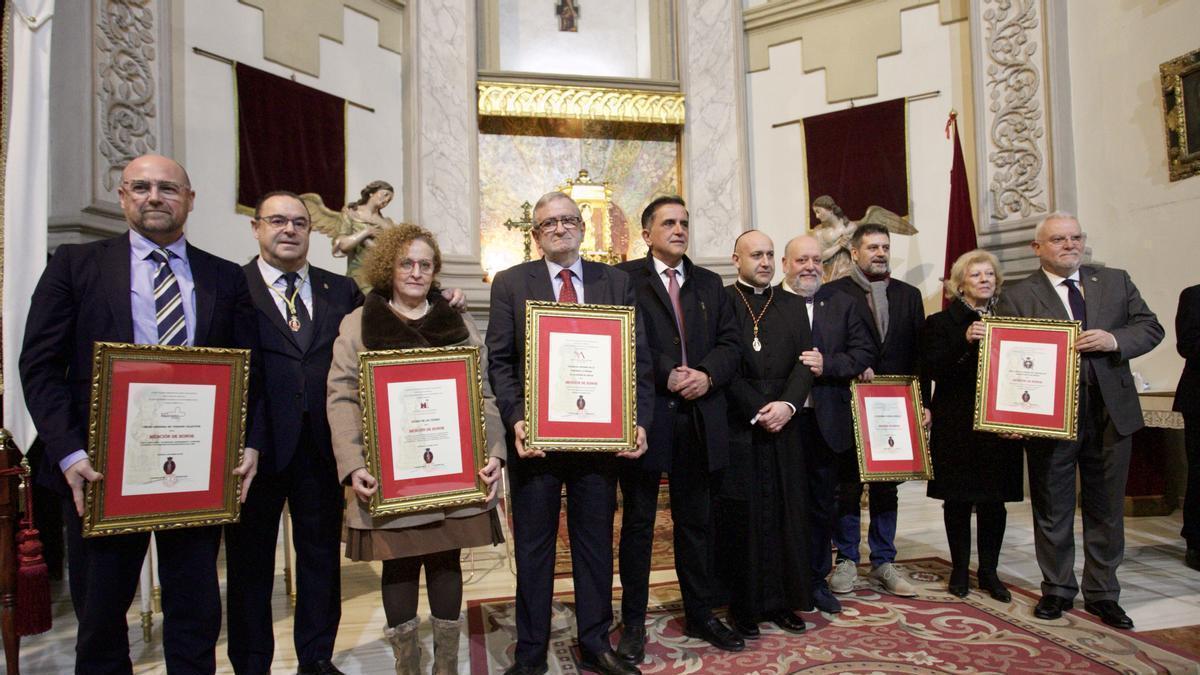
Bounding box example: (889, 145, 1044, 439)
(850, 376, 932, 481)
(359, 345, 489, 517)
(524, 301, 637, 452)
(974, 316, 1081, 439)
(83, 343, 249, 537)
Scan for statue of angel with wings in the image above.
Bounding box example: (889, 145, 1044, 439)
(301, 180, 397, 291)
(811, 194, 918, 282)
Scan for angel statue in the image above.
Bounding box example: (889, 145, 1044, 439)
(302, 180, 397, 291)
(810, 194, 918, 282)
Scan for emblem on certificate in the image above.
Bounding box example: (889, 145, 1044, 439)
(850, 376, 932, 482)
(83, 342, 250, 537)
(973, 316, 1081, 439)
(523, 301, 638, 452)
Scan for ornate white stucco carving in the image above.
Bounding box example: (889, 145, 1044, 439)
(977, 0, 1052, 225)
(95, 0, 159, 192)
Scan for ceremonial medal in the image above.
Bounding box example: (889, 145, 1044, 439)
(752, 336, 762, 351)
(288, 315, 301, 332)
(734, 284, 774, 354)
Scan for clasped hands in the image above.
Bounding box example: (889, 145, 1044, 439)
(667, 366, 710, 400)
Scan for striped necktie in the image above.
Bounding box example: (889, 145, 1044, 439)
(150, 249, 187, 346)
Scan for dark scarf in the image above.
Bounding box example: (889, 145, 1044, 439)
(361, 290, 469, 350)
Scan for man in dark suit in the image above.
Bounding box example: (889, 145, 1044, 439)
(487, 191, 653, 675)
(997, 212, 1163, 629)
(223, 191, 363, 675)
(780, 234, 877, 614)
(824, 223, 926, 598)
(1176, 284, 1200, 572)
(19, 154, 266, 673)
(613, 197, 743, 662)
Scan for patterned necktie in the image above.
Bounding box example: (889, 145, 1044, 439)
(665, 268, 688, 366)
(150, 249, 187, 346)
(557, 269, 578, 303)
(284, 272, 314, 351)
(1063, 278, 1087, 329)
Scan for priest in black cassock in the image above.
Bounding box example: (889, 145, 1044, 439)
(716, 229, 815, 638)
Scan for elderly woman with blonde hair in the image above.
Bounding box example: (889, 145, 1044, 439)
(919, 249, 1023, 601)
(327, 224, 504, 674)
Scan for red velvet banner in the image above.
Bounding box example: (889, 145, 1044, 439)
(803, 98, 908, 228)
(235, 63, 345, 212)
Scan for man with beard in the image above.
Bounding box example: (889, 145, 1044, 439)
(716, 230, 814, 637)
(823, 223, 926, 598)
(780, 235, 877, 614)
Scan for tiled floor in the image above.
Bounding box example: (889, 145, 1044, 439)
(12, 482, 1200, 673)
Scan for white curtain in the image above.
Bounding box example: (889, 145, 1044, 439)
(3, 0, 54, 452)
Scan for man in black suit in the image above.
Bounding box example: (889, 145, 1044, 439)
(1176, 284, 1200, 572)
(487, 191, 653, 675)
(780, 234, 877, 614)
(223, 191, 363, 675)
(19, 154, 266, 673)
(997, 212, 1163, 628)
(824, 223, 926, 598)
(613, 197, 743, 662)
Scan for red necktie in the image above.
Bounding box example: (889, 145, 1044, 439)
(666, 268, 687, 366)
(557, 269, 578, 303)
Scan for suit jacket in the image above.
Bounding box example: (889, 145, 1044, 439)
(20, 232, 267, 491)
(996, 265, 1163, 436)
(1175, 284, 1200, 417)
(615, 255, 741, 473)
(244, 259, 363, 474)
(781, 283, 877, 452)
(485, 258, 654, 462)
(825, 275, 925, 378)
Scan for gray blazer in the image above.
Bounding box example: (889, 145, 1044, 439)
(995, 265, 1163, 436)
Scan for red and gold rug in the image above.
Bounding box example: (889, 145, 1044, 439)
(467, 557, 1199, 674)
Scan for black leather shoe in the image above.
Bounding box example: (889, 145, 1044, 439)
(1084, 600, 1134, 630)
(730, 615, 760, 639)
(1186, 548, 1200, 572)
(616, 623, 646, 664)
(767, 610, 807, 634)
(811, 584, 843, 614)
(977, 572, 1012, 603)
(683, 616, 745, 652)
(579, 648, 641, 675)
(504, 663, 549, 675)
(948, 566, 969, 598)
(1033, 595, 1072, 620)
(297, 661, 344, 675)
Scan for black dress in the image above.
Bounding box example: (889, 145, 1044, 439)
(921, 299, 1023, 503)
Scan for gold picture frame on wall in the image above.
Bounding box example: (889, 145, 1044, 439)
(1161, 47, 1200, 182)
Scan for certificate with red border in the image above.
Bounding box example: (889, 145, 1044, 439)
(850, 376, 932, 482)
(523, 301, 637, 452)
(974, 316, 1081, 440)
(359, 345, 489, 516)
(83, 343, 249, 537)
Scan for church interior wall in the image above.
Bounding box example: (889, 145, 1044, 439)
(495, 0, 652, 79)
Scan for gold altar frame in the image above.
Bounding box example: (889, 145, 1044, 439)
(1161, 47, 1200, 182)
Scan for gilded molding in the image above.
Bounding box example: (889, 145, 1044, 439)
(96, 0, 160, 192)
(1160, 47, 1200, 182)
(477, 81, 685, 125)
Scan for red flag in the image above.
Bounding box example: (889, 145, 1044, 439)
(943, 112, 978, 308)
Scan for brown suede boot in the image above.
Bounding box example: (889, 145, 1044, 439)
(431, 616, 462, 675)
(383, 617, 421, 675)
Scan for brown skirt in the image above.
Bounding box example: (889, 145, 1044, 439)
(344, 509, 504, 562)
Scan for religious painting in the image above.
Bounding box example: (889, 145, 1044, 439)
(1161, 47, 1200, 182)
(557, 0, 578, 32)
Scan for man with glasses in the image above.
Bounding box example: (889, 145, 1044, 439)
(487, 191, 653, 675)
(997, 212, 1162, 629)
(20, 154, 267, 673)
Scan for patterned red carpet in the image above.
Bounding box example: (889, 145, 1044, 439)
(467, 557, 1199, 674)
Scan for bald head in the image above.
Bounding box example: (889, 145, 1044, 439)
(117, 154, 196, 246)
(732, 230, 775, 288)
(782, 235, 823, 297)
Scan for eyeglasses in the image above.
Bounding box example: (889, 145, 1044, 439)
(257, 215, 311, 231)
(397, 259, 435, 273)
(536, 215, 583, 232)
(1042, 234, 1085, 246)
(121, 180, 190, 200)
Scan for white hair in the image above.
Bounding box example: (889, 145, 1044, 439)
(1033, 211, 1080, 241)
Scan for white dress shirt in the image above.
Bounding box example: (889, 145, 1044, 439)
(546, 257, 585, 304)
(257, 257, 314, 321)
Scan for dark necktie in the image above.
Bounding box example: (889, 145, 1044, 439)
(1063, 278, 1087, 329)
(150, 249, 187, 346)
(665, 268, 688, 366)
(557, 269, 578, 303)
(284, 272, 314, 351)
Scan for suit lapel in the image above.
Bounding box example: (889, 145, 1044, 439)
(581, 260, 610, 305)
(1080, 266, 1103, 327)
(644, 257, 675, 323)
(309, 268, 334, 351)
(526, 261, 555, 302)
(102, 233, 135, 343)
(1029, 270, 1071, 321)
(245, 260, 302, 352)
(189, 244, 216, 346)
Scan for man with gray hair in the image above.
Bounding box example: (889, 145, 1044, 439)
(997, 212, 1162, 629)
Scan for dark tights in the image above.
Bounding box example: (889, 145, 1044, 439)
(942, 500, 1007, 575)
(381, 548, 463, 626)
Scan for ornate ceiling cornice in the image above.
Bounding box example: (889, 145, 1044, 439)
(477, 81, 685, 126)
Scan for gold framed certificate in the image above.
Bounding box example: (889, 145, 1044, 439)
(523, 301, 637, 452)
(83, 342, 250, 537)
(850, 376, 932, 482)
(974, 316, 1081, 440)
(359, 345, 490, 517)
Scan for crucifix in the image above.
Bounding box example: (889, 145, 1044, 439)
(503, 201, 535, 262)
(556, 0, 578, 32)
